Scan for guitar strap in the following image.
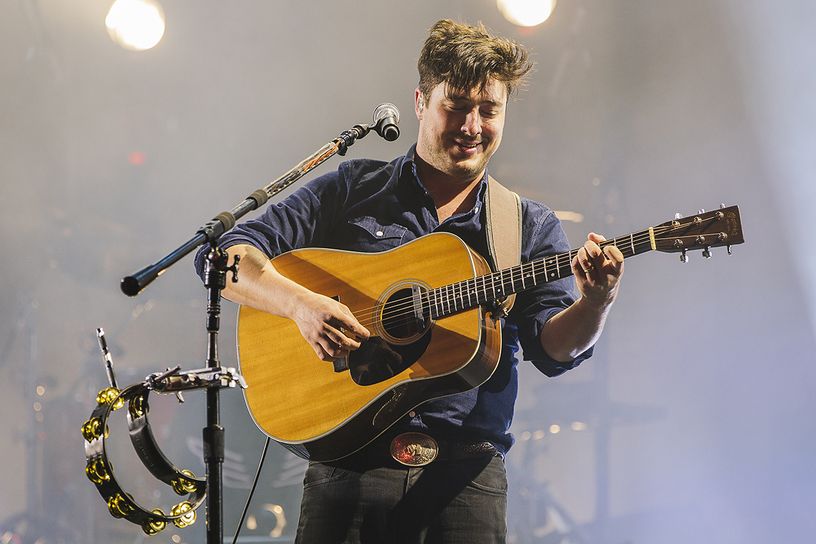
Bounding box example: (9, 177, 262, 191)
(485, 175, 522, 315)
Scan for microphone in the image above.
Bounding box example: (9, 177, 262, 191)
(372, 103, 400, 141)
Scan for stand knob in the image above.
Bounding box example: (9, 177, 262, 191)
(227, 254, 240, 283)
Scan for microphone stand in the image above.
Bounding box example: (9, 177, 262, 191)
(120, 117, 385, 544)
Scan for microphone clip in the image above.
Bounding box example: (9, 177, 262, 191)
(336, 124, 371, 155)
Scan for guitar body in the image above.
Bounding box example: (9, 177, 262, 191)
(237, 232, 502, 462)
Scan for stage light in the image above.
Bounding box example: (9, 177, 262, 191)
(497, 0, 557, 27)
(105, 0, 166, 51)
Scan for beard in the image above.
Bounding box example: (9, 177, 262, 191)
(421, 135, 494, 182)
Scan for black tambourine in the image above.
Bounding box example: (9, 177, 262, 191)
(82, 382, 206, 535)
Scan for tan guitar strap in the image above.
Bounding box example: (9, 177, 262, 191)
(484, 175, 522, 315)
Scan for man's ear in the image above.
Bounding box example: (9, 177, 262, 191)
(414, 88, 424, 119)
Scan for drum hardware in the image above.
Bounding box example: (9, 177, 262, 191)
(82, 329, 246, 536)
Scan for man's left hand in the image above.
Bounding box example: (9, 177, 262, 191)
(571, 232, 624, 308)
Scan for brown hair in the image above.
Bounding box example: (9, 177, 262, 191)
(417, 19, 533, 101)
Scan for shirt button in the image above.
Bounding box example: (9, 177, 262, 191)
(375, 230, 384, 237)
(408, 411, 416, 418)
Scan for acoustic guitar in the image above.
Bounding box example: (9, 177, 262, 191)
(237, 206, 744, 461)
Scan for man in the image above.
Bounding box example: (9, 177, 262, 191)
(196, 19, 623, 543)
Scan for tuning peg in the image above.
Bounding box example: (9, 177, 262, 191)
(719, 203, 726, 209)
(727, 244, 732, 255)
(674, 212, 682, 219)
(702, 246, 712, 259)
(680, 249, 688, 263)
(698, 209, 705, 214)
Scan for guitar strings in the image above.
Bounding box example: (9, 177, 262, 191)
(349, 216, 727, 331)
(350, 226, 670, 329)
(339, 212, 728, 331)
(345, 225, 679, 331)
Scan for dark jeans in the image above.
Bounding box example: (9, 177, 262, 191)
(295, 454, 507, 544)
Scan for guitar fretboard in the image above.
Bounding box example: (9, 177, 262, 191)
(425, 229, 654, 320)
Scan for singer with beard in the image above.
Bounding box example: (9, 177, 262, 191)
(195, 19, 624, 544)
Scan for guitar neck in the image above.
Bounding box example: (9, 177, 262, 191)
(427, 228, 655, 320)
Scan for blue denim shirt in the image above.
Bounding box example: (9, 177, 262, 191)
(195, 146, 592, 454)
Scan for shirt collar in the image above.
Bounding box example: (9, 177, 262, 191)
(397, 144, 489, 215)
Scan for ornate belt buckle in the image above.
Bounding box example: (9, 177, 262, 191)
(389, 432, 438, 467)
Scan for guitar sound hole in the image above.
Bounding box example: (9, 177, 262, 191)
(381, 287, 428, 341)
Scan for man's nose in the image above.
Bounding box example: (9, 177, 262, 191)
(461, 110, 482, 136)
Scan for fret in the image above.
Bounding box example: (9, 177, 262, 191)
(436, 286, 442, 316)
(519, 264, 526, 290)
(454, 282, 459, 311)
(499, 269, 505, 298)
(490, 273, 496, 299)
(439, 287, 445, 317)
(556, 253, 561, 279)
(629, 233, 635, 257)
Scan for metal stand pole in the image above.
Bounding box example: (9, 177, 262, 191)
(202, 244, 238, 544)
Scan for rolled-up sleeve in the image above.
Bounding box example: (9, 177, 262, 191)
(511, 201, 593, 377)
(193, 168, 346, 279)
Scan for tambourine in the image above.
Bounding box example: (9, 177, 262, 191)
(82, 382, 206, 535)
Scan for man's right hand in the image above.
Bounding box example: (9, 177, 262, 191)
(222, 244, 371, 362)
(290, 291, 371, 361)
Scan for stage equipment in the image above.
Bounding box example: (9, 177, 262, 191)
(105, 0, 166, 51)
(497, 0, 557, 27)
(109, 104, 400, 544)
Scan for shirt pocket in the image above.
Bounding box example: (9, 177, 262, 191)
(345, 216, 408, 252)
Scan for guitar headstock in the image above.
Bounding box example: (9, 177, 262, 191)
(652, 205, 744, 260)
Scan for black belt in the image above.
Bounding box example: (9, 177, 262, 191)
(333, 432, 499, 469)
